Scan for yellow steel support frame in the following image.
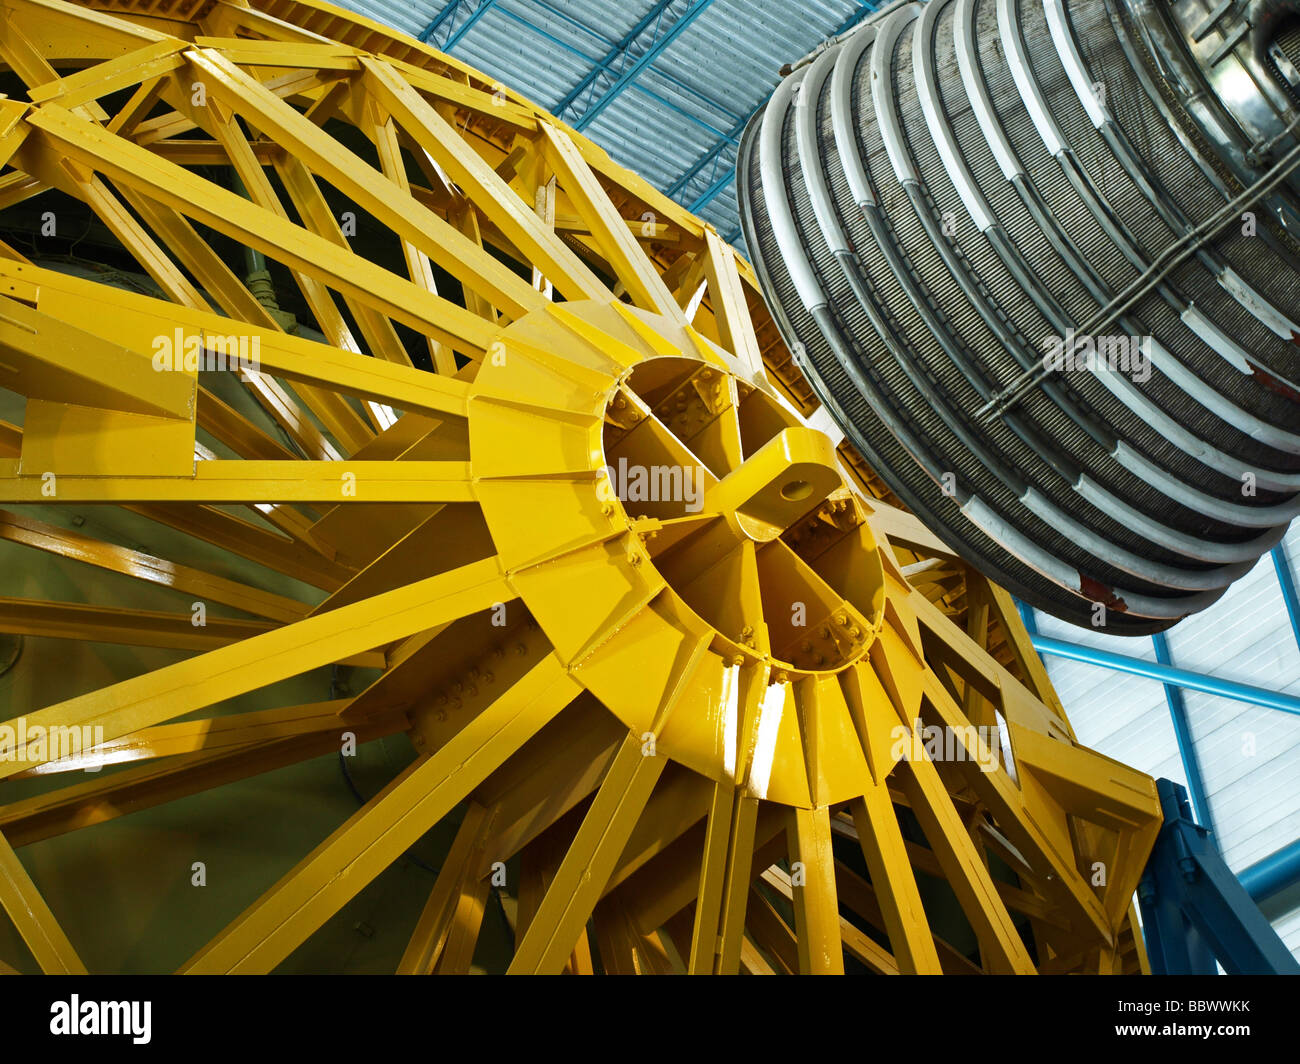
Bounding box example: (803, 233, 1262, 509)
(0, 0, 1162, 974)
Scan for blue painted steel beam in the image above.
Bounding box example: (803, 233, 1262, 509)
(686, 167, 734, 213)
(1239, 837, 1300, 903)
(444, 0, 500, 50)
(1014, 598, 1038, 635)
(1028, 633, 1300, 716)
(418, 0, 465, 44)
(1138, 779, 1300, 974)
(674, 1, 880, 219)
(1272, 544, 1300, 654)
(667, 138, 731, 199)
(490, 6, 737, 143)
(667, 107, 756, 200)
(556, 0, 676, 114)
(569, 0, 718, 131)
(528, 1, 741, 127)
(1152, 632, 1215, 835)
(530, 0, 617, 42)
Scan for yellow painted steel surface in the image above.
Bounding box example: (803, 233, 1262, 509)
(0, 0, 1160, 974)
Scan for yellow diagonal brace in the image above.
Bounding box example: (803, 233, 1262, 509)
(26, 39, 186, 109)
(978, 574, 1072, 734)
(434, 872, 492, 973)
(919, 669, 1114, 942)
(895, 745, 1037, 974)
(688, 779, 734, 973)
(397, 802, 495, 974)
(106, 74, 165, 135)
(761, 864, 896, 973)
(0, 598, 281, 657)
(273, 153, 416, 370)
(23, 104, 498, 357)
(117, 191, 370, 458)
(0, 555, 514, 779)
(361, 56, 613, 305)
(0, 717, 405, 848)
(15, 698, 402, 777)
(0, 13, 109, 121)
(0, 508, 308, 623)
(391, 59, 538, 131)
(701, 228, 765, 379)
(369, 112, 449, 370)
(0, 459, 473, 504)
(0, 830, 86, 974)
(186, 48, 546, 321)
(850, 779, 943, 973)
(509, 731, 665, 973)
(537, 121, 687, 324)
(182, 653, 580, 973)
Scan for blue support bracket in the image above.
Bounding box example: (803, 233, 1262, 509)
(1137, 779, 1300, 974)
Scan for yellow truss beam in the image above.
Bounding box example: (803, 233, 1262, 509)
(182, 654, 581, 973)
(0, 830, 86, 974)
(0, 555, 513, 779)
(0, 460, 474, 504)
(508, 731, 665, 973)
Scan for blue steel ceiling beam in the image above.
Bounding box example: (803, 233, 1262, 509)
(524, 1, 742, 128)
(668, 107, 756, 203)
(1152, 632, 1216, 836)
(559, 0, 718, 131)
(418, 0, 462, 43)
(529, 0, 615, 41)
(1272, 544, 1300, 654)
(555, 0, 676, 115)
(489, 5, 737, 143)
(444, 0, 501, 50)
(652, 3, 886, 218)
(418, 0, 500, 47)
(687, 167, 734, 213)
(1027, 631, 1300, 716)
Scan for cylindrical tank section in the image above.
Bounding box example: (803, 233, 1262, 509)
(738, 0, 1300, 634)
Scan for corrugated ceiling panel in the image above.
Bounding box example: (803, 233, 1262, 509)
(352, 0, 438, 38)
